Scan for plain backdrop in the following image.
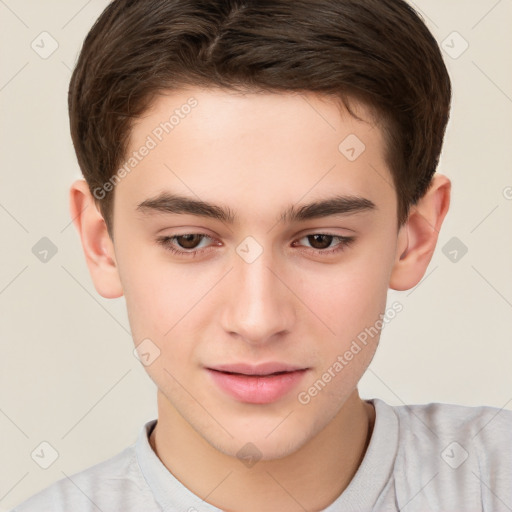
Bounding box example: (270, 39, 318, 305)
(1, 0, 511, 509)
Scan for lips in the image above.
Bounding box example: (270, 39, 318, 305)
(206, 362, 309, 404)
(208, 362, 307, 376)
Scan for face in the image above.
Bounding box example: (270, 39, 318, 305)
(111, 87, 402, 459)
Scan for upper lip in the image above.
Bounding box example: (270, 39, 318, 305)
(207, 362, 307, 376)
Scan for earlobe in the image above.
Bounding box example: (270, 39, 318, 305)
(389, 173, 451, 291)
(69, 179, 124, 299)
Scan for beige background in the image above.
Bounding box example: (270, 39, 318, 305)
(1, 0, 511, 509)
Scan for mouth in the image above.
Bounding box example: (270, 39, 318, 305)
(205, 363, 309, 404)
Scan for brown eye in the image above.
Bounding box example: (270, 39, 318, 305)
(306, 234, 334, 250)
(293, 233, 356, 256)
(175, 234, 204, 249)
(156, 233, 216, 256)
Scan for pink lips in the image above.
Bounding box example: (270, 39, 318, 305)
(206, 362, 309, 404)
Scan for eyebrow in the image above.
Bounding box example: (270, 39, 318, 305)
(136, 192, 376, 224)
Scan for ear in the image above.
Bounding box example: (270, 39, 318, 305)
(389, 173, 451, 291)
(69, 179, 123, 298)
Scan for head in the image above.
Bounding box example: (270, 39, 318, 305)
(69, 0, 451, 459)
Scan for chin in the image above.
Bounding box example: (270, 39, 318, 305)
(212, 430, 310, 463)
(208, 413, 318, 462)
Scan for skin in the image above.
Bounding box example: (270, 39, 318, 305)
(69, 87, 450, 511)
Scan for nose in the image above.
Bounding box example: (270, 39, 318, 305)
(220, 247, 295, 346)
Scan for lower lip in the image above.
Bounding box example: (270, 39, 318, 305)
(207, 368, 308, 404)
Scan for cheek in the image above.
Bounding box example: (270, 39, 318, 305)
(119, 253, 219, 368)
(121, 265, 197, 392)
(303, 261, 390, 340)
(116, 249, 183, 345)
(297, 273, 385, 410)
(296, 237, 394, 381)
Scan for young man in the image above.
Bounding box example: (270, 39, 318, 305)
(13, 0, 511, 511)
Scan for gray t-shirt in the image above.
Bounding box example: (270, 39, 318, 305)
(12, 398, 512, 511)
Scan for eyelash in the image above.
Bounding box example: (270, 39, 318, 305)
(155, 233, 356, 258)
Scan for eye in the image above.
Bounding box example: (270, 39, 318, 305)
(166, 234, 208, 250)
(156, 233, 216, 257)
(156, 232, 355, 258)
(293, 233, 355, 256)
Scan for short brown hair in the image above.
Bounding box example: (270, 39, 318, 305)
(68, 0, 451, 239)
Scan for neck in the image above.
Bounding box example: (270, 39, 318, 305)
(149, 389, 375, 512)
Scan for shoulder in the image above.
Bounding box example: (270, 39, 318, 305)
(13, 444, 155, 512)
(393, 400, 512, 450)
(386, 400, 512, 511)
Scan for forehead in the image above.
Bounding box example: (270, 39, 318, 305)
(115, 87, 396, 226)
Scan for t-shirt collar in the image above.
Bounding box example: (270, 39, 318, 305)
(135, 398, 399, 511)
